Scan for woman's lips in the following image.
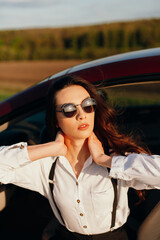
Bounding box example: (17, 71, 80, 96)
(78, 123, 89, 130)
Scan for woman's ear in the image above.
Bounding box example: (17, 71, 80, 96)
(56, 121, 62, 132)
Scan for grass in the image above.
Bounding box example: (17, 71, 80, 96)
(105, 85, 160, 107)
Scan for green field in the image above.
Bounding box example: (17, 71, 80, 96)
(0, 18, 160, 61)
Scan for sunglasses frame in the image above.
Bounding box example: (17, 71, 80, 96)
(56, 97, 96, 118)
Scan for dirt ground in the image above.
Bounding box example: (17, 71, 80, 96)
(0, 60, 86, 94)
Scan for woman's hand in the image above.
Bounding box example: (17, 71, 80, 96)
(88, 132, 104, 160)
(27, 131, 67, 161)
(54, 131, 67, 156)
(88, 132, 112, 168)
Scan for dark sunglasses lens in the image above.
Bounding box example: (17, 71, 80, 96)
(82, 98, 96, 113)
(63, 104, 77, 118)
(64, 110, 77, 118)
(83, 105, 94, 113)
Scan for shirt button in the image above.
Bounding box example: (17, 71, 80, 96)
(80, 213, 83, 216)
(20, 145, 24, 149)
(83, 225, 87, 229)
(77, 199, 80, 203)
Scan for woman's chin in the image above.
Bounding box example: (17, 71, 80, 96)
(76, 131, 92, 140)
(65, 128, 93, 142)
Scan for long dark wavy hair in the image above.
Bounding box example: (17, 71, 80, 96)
(46, 75, 149, 154)
(45, 75, 150, 202)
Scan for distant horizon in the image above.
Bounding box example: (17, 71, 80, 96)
(0, 17, 159, 32)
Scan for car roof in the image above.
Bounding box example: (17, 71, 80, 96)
(0, 48, 160, 121)
(67, 47, 160, 74)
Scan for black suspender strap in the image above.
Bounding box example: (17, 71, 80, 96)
(48, 158, 118, 230)
(110, 178, 117, 230)
(49, 157, 65, 224)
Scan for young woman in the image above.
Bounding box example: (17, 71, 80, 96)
(0, 75, 160, 240)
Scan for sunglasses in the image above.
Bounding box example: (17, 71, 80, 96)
(56, 97, 96, 118)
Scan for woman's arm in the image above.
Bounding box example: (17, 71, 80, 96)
(88, 132, 160, 189)
(28, 131, 67, 161)
(88, 132, 112, 168)
(110, 153, 160, 189)
(0, 131, 67, 191)
(0, 145, 54, 195)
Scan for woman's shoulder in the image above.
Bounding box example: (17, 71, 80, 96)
(38, 156, 59, 174)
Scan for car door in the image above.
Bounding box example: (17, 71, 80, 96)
(100, 79, 160, 240)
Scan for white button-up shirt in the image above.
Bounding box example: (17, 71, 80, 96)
(0, 142, 160, 234)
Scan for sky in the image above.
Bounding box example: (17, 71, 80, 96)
(0, 0, 160, 30)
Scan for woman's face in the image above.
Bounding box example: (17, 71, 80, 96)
(55, 85, 95, 141)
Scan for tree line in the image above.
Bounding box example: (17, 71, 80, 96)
(0, 19, 160, 61)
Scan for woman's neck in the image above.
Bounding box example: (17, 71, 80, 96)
(65, 137, 89, 162)
(65, 137, 90, 178)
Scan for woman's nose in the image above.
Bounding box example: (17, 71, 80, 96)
(76, 106, 86, 120)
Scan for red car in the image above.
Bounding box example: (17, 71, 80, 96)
(0, 48, 160, 240)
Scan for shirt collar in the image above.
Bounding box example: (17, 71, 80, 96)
(58, 155, 93, 169)
(83, 155, 93, 170)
